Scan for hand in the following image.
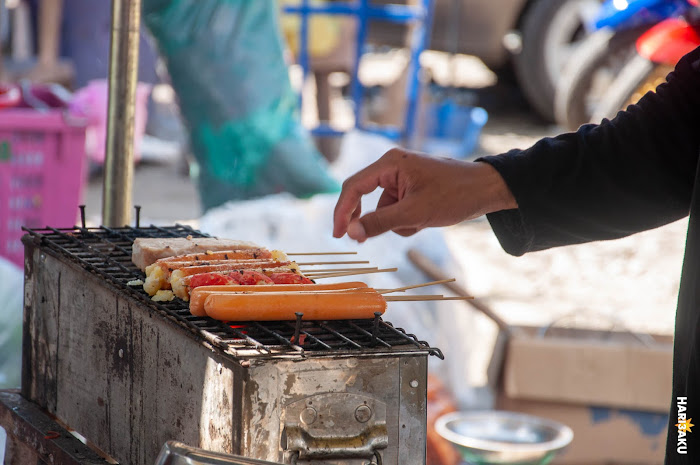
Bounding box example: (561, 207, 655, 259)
(333, 148, 517, 242)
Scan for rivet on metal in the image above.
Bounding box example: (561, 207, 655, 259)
(79, 205, 86, 229)
(293, 312, 303, 345)
(118, 349, 124, 358)
(410, 379, 419, 388)
(355, 405, 372, 423)
(371, 312, 381, 346)
(300, 407, 317, 425)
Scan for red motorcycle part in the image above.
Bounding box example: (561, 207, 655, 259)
(636, 17, 700, 65)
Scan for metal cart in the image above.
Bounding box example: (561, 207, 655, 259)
(283, 0, 435, 142)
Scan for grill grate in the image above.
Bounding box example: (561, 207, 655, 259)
(22, 225, 443, 361)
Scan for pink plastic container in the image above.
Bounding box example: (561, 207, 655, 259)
(0, 109, 87, 268)
(70, 79, 151, 164)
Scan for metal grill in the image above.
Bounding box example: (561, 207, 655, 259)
(22, 224, 443, 361)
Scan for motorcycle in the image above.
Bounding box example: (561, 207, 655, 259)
(590, 4, 700, 123)
(554, 0, 691, 131)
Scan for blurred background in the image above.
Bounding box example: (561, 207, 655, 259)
(2, 0, 698, 463)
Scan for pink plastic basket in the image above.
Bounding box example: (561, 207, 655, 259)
(0, 109, 87, 268)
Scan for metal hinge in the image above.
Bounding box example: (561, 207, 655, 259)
(281, 393, 388, 463)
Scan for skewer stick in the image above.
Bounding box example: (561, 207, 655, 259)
(407, 248, 511, 333)
(302, 267, 378, 274)
(384, 294, 443, 301)
(384, 295, 474, 302)
(296, 260, 370, 266)
(379, 278, 457, 295)
(287, 252, 357, 256)
(311, 268, 398, 279)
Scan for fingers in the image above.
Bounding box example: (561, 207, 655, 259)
(376, 189, 398, 210)
(333, 155, 398, 238)
(348, 201, 417, 242)
(393, 227, 419, 237)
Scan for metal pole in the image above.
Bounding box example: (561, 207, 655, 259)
(102, 0, 141, 227)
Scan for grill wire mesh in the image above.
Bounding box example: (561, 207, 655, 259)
(22, 225, 443, 360)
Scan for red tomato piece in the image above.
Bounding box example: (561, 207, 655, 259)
(269, 273, 314, 285)
(189, 273, 236, 289)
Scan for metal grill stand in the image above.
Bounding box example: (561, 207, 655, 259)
(15, 226, 440, 464)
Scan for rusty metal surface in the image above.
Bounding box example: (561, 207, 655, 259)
(241, 356, 428, 464)
(155, 441, 283, 465)
(22, 248, 429, 464)
(0, 390, 112, 465)
(21, 226, 433, 464)
(22, 248, 242, 464)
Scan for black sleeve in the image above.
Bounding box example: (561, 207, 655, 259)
(479, 46, 700, 256)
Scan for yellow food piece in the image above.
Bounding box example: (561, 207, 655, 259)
(170, 269, 188, 301)
(152, 290, 175, 302)
(271, 249, 288, 262)
(143, 265, 166, 296)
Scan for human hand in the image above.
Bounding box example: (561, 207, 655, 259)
(333, 148, 517, 242)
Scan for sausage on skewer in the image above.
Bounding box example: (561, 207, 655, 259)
(204, 289, 387, 321)
(189, 281, 369, 316)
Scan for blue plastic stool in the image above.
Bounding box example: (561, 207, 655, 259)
(421, 100, 488, 159)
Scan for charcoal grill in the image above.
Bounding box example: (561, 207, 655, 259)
(10, 223, 441, 465)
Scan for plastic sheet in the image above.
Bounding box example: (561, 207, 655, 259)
(0, 258, 23, 389)
(142, 0, 340, 210)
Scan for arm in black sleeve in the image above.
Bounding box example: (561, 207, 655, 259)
(479, 46, 700, 256)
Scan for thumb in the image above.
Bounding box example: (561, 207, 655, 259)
(353, 202, 416, 241)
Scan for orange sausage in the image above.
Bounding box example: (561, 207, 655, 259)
(204, 290, 386, 321)
(174, 260, 295, 277)
(189, 282, 369, 316)
(155, 259, 276, 272)
(156, 248, 272, 264)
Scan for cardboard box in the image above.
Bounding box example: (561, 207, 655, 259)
(496, 395, 668, 465)
(494, 326, 673, 464)
(502, 326, 673, 412)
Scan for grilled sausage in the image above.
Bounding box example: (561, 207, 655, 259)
(189, 282, 369, 316)
(203, 290, 386, 321)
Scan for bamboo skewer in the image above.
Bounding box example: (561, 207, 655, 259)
(311, 268, 399, 279)
(296, 260, 370, 266)
(384, 294, 443, 301)
(407, 248, 510, 333)
(378, 278, 457, 295)
(384, 295, 474, 302)
(302, 267, 378, 274)
(287, 252, 357, 256)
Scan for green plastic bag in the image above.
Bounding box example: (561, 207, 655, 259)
(143, 0, 340, 210)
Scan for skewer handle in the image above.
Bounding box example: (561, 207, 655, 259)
(312, 268, 399, 279)
(287, 252, 358, 256)
(379, 278, 457, 294)
(407, 249, 511, 333)
(384, 295, 474, 302)
(297, 260, 370, 266)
